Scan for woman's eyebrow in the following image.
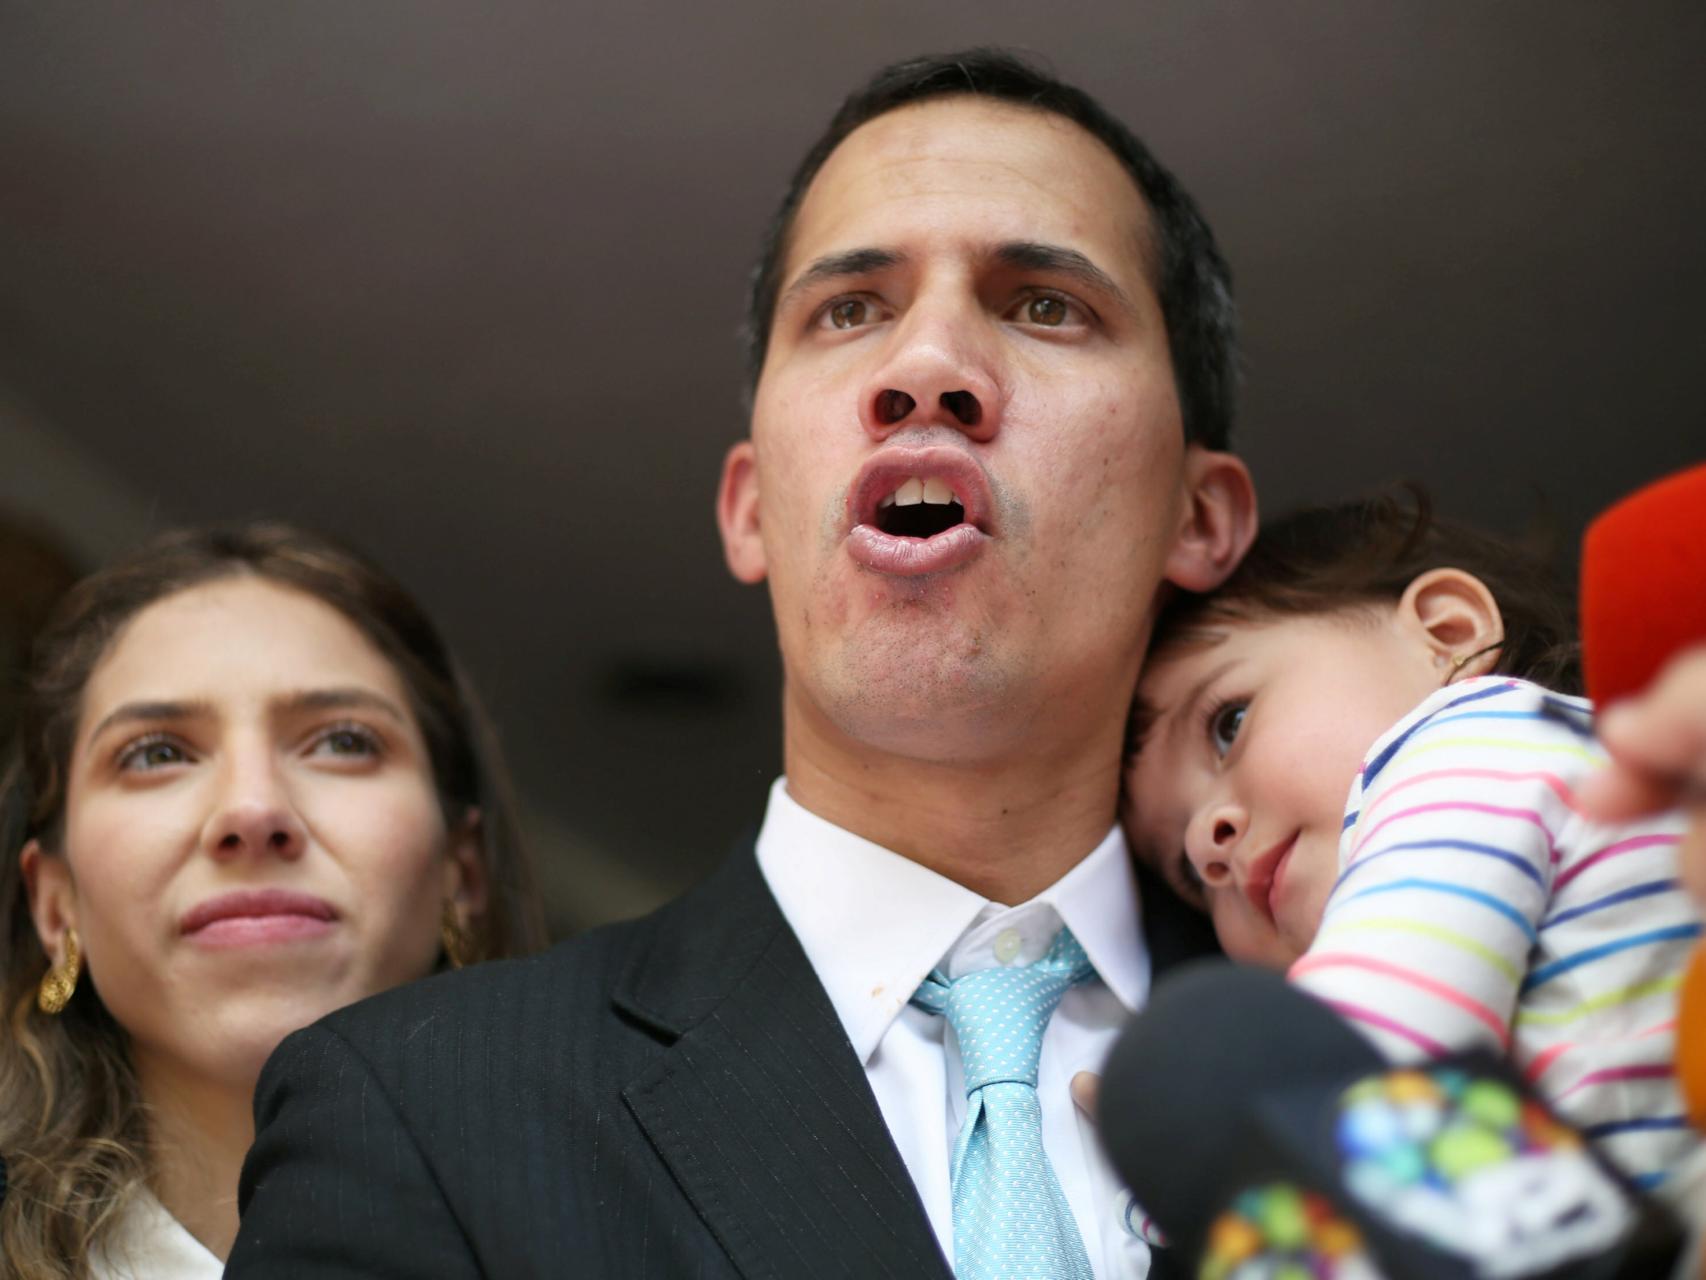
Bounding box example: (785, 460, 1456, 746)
(275, 687, 409, 724)
(779, 247, 907, 311)
(86, 699, 213, 742)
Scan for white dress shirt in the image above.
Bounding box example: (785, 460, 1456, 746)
(89, 1188, 223, 1280)
(755, 777, 1154, 1279)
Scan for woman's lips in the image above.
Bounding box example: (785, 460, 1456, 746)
(1243, 834, 1299, 926)
(180, 889, 338, 948)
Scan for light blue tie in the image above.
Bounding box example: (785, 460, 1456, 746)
(912, 926, 1097, 1280)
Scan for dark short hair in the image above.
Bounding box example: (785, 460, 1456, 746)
(1141, 488, 1580, 733)
(742, 47, 1239, 450)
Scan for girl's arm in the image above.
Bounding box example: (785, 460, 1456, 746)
(1289, 680, 1690, 1066)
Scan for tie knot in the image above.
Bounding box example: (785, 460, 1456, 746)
(913, 927, 1094, 1093)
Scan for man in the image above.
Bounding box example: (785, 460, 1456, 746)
(228, 49, 1256, 1279)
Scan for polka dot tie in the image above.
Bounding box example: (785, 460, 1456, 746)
(912, 927, 1097, 1280)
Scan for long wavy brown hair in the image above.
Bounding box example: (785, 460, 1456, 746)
(0, 522, 548, 1277)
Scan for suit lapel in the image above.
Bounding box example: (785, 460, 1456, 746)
(617, 849, 952, 1280)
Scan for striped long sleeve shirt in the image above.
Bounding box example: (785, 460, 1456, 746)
(1289, 676, 1701, 1189)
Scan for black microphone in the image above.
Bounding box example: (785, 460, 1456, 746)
(1098, 962, 1684, 1279)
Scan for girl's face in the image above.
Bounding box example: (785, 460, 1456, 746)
(1122, 610, 1443, 968)
(25, 576, 480, 1091)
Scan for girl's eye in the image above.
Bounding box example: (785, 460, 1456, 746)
(309, 725, 382, 759)
(1208, 701, 1247, 757)
(117, 736, 191, 773)
(819, 296, 885, 330)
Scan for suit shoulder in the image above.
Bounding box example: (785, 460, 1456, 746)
(300, 880, 713, 1051)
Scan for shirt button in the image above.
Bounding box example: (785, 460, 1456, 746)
(994, 928, 1023, 965)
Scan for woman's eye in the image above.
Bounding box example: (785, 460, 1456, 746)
(820, 297, 881, 330)
(1208, 702, 1247, 757)
(310, 726, 381, 759)
(117, 736, 190, 772)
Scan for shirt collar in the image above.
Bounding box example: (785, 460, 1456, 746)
(755, 777, 1149, 1064)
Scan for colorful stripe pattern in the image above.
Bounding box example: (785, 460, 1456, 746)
(1290, 677, 1700, 1189)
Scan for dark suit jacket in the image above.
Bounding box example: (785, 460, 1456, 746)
(228, 841, 1216, 1278)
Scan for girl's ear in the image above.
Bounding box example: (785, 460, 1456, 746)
(1399, 568, 1505, 679)
(21, 840, 77, 963)
(1162, 449, 1258, 593)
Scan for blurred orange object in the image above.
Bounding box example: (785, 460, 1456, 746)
(1682, 944, 1706, 1133)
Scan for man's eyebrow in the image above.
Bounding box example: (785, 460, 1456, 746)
(86, 699, 214, 743)
(992, 241, 1133, 311)
(779, 247, 907, 311)
(277, 687, 409, 724)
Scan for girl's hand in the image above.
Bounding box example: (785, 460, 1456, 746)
(1579, 646, 1706, 903)
(1070, 1070, 1100, 1121)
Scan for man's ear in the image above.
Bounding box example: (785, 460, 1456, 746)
(21, 840, 77, 964)
(1398, 568, 1505, 677)
(1162, 448, 1257, 593)
(716, 440, 767, 585)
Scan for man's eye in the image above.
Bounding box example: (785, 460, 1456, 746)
(821, 297, 880, 330)
(1008, 292, 1083, 328)
(1026, 295, 1068, 326)
(117, 736, 190, 772)
(1208, 702, 1247, 757)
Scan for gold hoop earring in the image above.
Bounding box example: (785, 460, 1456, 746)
(440, 900, 475, 970)
(1442, 639, 1505, 687)
(37, 927, 81, 1015)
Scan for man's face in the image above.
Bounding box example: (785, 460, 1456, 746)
(721, 97, 1214, 762)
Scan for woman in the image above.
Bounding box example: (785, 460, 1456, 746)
(0, 523, 548, 1277)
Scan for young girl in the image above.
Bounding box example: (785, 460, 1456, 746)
(1122, 492, 1701, 1191)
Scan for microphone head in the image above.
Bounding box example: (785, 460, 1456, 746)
(1099, 964, 1673, 1277)
(1580, 461, 1706, 706)
(1099, 962, 1382, 1254)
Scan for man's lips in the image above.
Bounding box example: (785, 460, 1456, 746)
(180, 889, 339, 947)
(1243, 834, 1299, 926)
(845, 446, 994, 577)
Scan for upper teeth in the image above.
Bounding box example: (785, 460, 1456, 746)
(879, 476, 958, 509)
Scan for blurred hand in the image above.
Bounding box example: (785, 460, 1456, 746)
(1577, 646, 1706, 904)
(1070, 1070, 1100, 1121)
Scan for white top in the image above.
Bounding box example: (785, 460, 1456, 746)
(755, 776, 1155, 1278)
(88, 1189, 222, 1280)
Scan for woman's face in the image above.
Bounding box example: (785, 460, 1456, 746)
(25, 575, 479, 1091)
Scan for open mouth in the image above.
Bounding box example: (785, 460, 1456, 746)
(874, 476, 967, 539)
(846, 448, 993, 577)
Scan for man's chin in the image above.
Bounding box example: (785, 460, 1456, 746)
(806, 647, 1024, 763)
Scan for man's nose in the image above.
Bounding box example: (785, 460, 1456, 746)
(859, 300, 1002, 443)
(201, 752, 308, 862)
(1184, 802, 1246, 889)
